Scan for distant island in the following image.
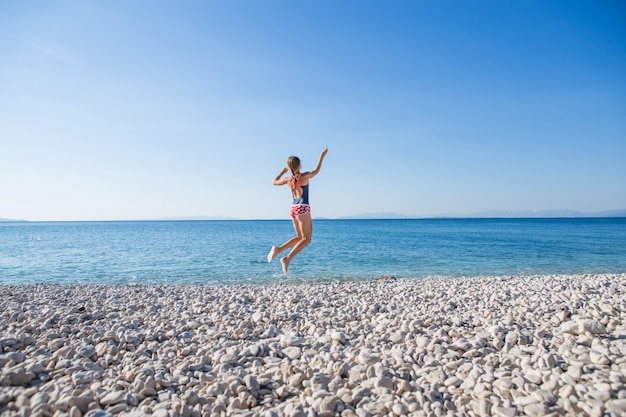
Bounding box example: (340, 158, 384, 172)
(463, 209, 626, 219)
(340, 209, 626, 220)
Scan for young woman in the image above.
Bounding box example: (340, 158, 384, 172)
(268, 147, 328, 275)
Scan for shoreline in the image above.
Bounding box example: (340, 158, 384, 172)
(4, 270, 626, 287)
(1, 273, 625, 416)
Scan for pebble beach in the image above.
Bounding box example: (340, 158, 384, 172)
(1, 274, 625, 417)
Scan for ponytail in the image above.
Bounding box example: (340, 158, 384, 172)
(288, 173, 296, 190)
(286, 156, 301, 190)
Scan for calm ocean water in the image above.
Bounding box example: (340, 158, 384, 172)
(1, 218, 625, 285)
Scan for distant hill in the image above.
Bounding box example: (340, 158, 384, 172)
(339, 209, 626, 220)
(467, 209, 626, 218)
(588, 209, 626, 218)
(0, 217, 26, 222)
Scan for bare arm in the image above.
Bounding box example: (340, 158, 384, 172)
(305, 147, 328, 179)
(273, 167, 290, 186)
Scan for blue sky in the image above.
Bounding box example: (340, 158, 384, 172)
(1, 1, 625, 221)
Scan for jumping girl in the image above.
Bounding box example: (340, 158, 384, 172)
(268, 147, 328, 275)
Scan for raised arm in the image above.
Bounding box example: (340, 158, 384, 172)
(273, 167, 290, 186)
(306, 147, 328, 179)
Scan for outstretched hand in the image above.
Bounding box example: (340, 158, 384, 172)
(320, 147, 328, 158)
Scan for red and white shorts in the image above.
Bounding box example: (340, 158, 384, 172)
(290, 204, 311, 219)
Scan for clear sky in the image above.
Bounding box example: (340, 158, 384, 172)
(1, 1, 625, 221)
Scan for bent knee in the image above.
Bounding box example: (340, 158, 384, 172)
(300, 236, 311, 245)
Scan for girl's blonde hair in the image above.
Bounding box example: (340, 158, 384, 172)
(287, 156, 301, 190)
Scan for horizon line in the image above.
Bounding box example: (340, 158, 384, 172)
(2, 209, 626, 223)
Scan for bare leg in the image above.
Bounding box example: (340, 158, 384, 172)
(281, 212, 312, 275)
(268, 239, 297, 262)
(268, 218, 302, 262)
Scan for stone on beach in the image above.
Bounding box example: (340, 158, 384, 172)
(0, 273, 625, 417)
(560, 318, 607, 335)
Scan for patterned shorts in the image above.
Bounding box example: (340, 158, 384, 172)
(290, 204, 311, 218)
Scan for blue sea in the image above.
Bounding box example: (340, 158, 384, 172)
(1, 218, 625, 286)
